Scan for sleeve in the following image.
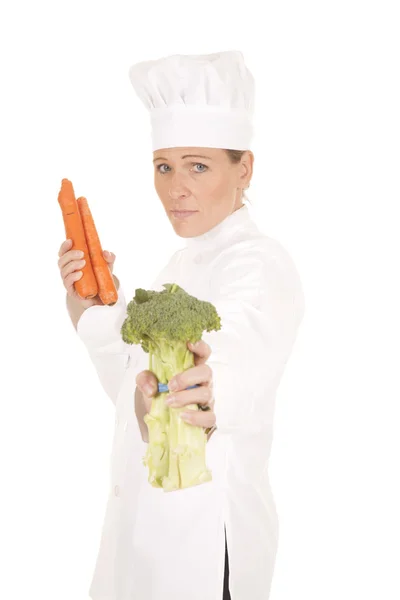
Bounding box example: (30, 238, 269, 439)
(74, 248, 185, 408)
(202, 248, 305, 434)
(76, 283, 133, 407)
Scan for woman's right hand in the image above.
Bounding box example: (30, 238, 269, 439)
(58, 238, 116, 309)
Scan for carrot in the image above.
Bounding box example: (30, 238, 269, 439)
(58, 179, 98, 300)
(77, 196, 118, 306)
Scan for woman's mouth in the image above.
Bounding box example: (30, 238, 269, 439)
(171, 210, 198, 220)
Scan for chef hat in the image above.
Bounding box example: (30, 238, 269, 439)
(128, 50, 255, 151)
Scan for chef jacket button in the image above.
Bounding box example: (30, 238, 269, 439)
(114, 485, 120, 497)
(194, 254, 202, 264)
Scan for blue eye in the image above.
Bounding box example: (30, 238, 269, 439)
(193, 163, 208, 172)
(156, 163, 208, 174)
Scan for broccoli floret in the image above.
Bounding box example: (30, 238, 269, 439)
(121, 283, 221, 492)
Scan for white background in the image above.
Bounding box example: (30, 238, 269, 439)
(1, 1, 399, 599)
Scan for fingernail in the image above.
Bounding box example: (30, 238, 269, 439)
(165, 395, 175, 405)
(180, 412, 191, 422)
(168, 379, 178, 391)
(144, 384, 153, 396)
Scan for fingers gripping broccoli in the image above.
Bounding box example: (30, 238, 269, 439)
(121, 283, 221, 492)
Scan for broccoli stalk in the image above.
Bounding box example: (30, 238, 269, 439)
(121, 283, 221, 492)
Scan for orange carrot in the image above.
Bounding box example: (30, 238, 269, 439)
(77, 196, 118, 306)
(58, 179, 98, 300)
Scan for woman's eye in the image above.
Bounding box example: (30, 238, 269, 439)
(157, 164, 170, 174)
(156, 163, 208, 174)
(193, 163, 208, 173)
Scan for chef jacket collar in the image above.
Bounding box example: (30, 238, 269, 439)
(184, 203, 251, 250)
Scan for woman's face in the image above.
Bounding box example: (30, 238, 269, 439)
(152, 147, 253, 238)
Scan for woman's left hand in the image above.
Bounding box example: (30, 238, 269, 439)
(165, 339, 216, 432)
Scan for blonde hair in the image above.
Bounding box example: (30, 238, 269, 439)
(224, 149, 252, 205)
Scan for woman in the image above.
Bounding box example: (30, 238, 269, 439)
(58, 51, 305, 600)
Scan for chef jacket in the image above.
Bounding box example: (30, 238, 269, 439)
(76, 203, 305, 600)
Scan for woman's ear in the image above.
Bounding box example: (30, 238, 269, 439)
(238, 150, 254, 189)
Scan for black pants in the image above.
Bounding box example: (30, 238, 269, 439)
(223, 526, 231, 599)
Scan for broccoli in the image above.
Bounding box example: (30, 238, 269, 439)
(121, 282, 222, 492)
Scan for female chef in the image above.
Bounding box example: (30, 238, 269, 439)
(58, 51, 305, 600)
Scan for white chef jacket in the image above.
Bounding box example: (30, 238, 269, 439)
(76, 204, 305, 600)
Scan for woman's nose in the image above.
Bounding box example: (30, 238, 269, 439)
(168, 182, 190, 199)
(169, 188, 189, 200)
(168, 171, 191, 197)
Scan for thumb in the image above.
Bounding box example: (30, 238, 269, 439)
(103, 250, 116, 273)
(136, 370, 158, 397)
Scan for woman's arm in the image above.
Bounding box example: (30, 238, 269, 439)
(135, 385, 149, 442)
(72, 275, 132, 407)
(203, 247, 305, 433)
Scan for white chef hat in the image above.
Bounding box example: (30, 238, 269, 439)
(128, 50, 255, 151)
